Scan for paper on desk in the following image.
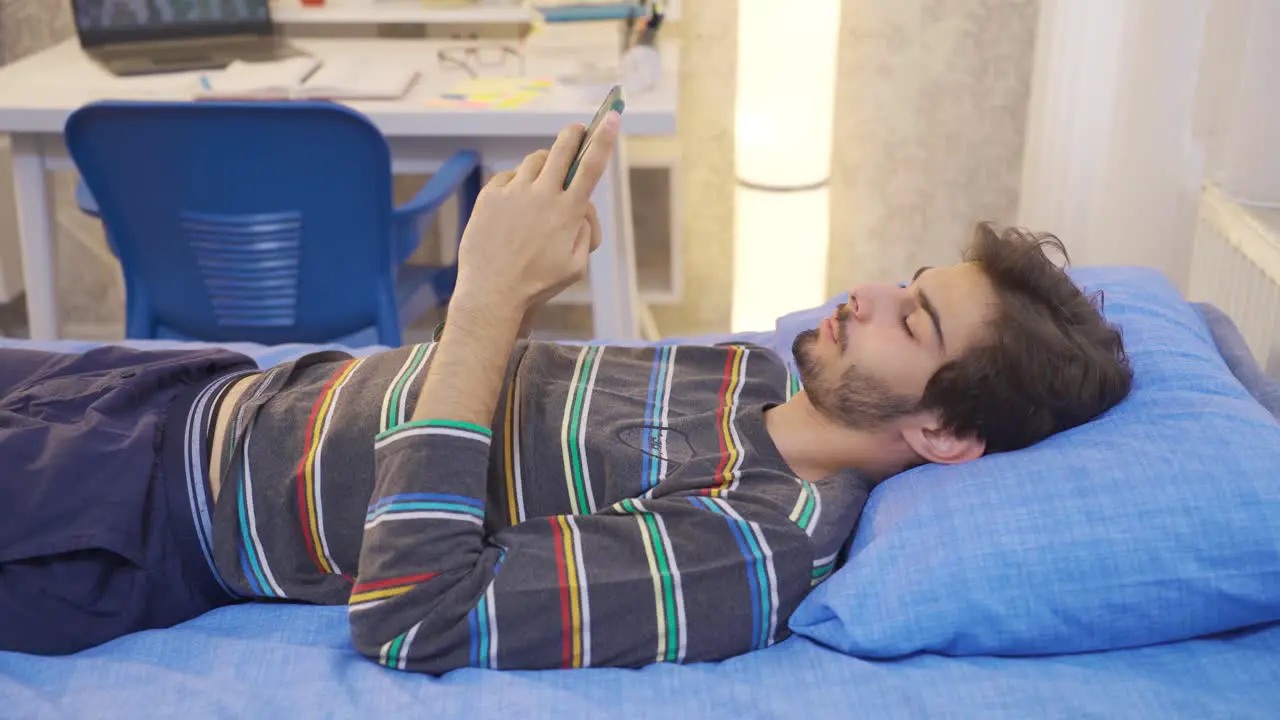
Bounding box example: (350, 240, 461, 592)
(300, 58, 419, 100)
(194, 56, 419, 101)
(194, 56, 323, 99)
(426, 76, 554, 110)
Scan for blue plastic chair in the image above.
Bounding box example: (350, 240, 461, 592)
(65, 100, 482, 347)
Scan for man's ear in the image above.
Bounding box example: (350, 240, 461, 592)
(902, 419, 985, 465)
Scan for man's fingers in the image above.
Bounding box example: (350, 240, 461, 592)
(514, 149, 550, 184)
(539, 123, 588, 189)
(487, 169, 517, 189)
(566, 112, 620, 205)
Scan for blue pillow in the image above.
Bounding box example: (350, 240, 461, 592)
(786, 266, 1280, 657)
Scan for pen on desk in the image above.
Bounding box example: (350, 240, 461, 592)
(199, 75, 211, 91)
(639, 3, 664, 46)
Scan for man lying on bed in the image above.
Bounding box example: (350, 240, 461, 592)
(0, 113, 1132, 674)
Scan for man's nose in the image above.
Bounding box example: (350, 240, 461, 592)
(846, 288, 869, 322)
(847, 284, 907, 322)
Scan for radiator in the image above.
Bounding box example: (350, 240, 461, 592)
(1188, 183, 1280, 376)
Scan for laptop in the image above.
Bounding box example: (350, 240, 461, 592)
(72, 0, 305, 77)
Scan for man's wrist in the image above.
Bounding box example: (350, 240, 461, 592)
(411, 294, 522, 426)
(445, 293, 526, 333)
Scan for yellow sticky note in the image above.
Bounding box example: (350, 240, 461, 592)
(431, 77, 554, 109)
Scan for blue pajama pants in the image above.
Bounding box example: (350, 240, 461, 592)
(0, 345, 254, 655)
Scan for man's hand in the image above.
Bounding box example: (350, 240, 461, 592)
(411, 117, 616, 427)
(517, 201, 602, 338)
(453, 114, 618, 319)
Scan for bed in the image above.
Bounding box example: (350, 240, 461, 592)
(3, 261, 1279, 719)
(2, 604, 1277, 718)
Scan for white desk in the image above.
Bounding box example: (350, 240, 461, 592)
(270, 0, 540, 26)
(0, 37, 678, 341)
(268, 0, 684, 26)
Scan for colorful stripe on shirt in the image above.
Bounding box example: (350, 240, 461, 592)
(788, 480, 822, 536)
(230, 368, 288, 598)
(365, 492, 485, 528)
(468, 549, 505, 669)
(378, 621, 424, 670)
(236, 423, 286, 598)
(811, 551, 839, 587)
(617, 498, 688, 663)
(349, 571, 440, 609)
(502, 372, 526, 525)
(560, 346, 604, 514)
(295, 358, 362, 578)
(640, 346, 677, 492)
(379, 343, 434, 433)
(183, 370, 254, 599)
(786, 366, 803, 400)
(689, 495, 780, 650)
(550, 514, 592, 668)
(704, 346, 749, 497)
(375, 418, 493, 446)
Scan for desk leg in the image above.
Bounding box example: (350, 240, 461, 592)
(10, 134, 59, 341)
(588, 139, 642, 341)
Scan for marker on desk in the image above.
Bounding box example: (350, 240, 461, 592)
(199, 75, 212, 91)
(638, 2, 665, 46)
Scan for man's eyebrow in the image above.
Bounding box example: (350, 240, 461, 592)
(917, 288, 945, 351)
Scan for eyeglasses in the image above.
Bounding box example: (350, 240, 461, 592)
(436, 41, 526, 78)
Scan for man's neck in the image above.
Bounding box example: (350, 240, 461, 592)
(762, 391, 908, 484)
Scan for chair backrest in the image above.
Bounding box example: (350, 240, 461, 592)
(65, 100, 401, 345)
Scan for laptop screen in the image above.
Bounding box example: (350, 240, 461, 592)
(73, 0, 273, 47)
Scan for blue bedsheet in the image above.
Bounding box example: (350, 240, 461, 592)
(4, 603, 1279, 720)
(3, 336, 1279, 719)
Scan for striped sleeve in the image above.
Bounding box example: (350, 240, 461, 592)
(348, 418, 494, 669)
(349, 424, 815, 674)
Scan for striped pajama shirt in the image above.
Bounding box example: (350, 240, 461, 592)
(207, 341, 872, 674)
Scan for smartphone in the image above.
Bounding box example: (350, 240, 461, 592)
(563, 84, 626, 190)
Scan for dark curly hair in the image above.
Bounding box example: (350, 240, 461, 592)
(920, 222, 1134, 453)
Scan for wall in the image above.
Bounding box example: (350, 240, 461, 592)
(648, 0, 737, 336)
(0, 0, 1040, 339)
(0, 0, 128, 336)
(826, 0, 1040, 293)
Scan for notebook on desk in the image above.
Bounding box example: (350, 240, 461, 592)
(195, 57, 420, 101)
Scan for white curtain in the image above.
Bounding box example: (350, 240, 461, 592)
(1019, 0, 1280, 290)
(1018, 0, 1210, 289)
(1197, 0, 1280, 207)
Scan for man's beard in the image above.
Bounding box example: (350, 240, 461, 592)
(791, 327, 921, 430)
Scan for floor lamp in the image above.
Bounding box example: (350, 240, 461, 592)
(732, 0, 842, 332)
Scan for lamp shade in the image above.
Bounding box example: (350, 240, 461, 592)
(731, 0, 841, 332)
(734, 0, 842, 190)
